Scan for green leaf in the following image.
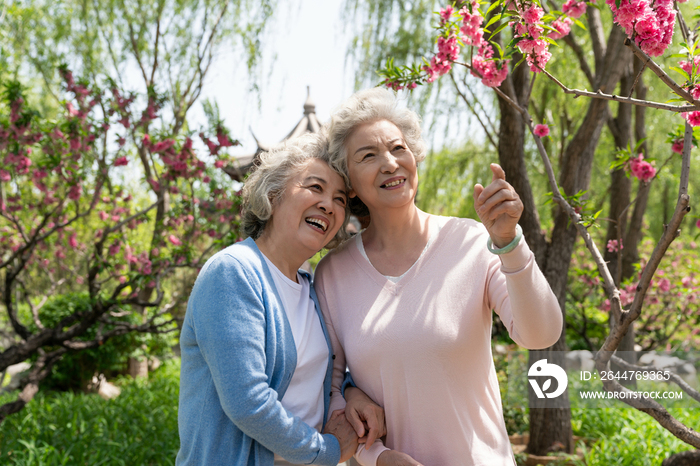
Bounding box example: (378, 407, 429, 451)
(670, 67, 690, 81)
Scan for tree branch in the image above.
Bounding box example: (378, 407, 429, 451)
(624, 38, 699, 105)
(541, 69, 700, 112)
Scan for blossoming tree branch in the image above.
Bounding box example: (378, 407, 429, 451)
(380, 0, 700, 450)
(0, 70, 244, 421)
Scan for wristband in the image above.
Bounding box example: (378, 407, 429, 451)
(487, 224, 523, 255)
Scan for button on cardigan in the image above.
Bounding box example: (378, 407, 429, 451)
(176, 237, 340, 466)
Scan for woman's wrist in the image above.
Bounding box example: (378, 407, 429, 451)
(487, 224, 523, 254)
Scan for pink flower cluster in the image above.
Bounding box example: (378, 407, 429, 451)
(510, 1, 552, 72)
(628, 153, 656, 182)
(549, 18, 573, 40)
(4, 150, 32, 175)
(424, 33, 461, 83)
(562, 0, 587, 18)
(460, 1, 510, 88)
(607, 238, 623, 253)
(606, 0, 675, 57)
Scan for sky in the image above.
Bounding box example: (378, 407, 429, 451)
(197, 0, 357, 160)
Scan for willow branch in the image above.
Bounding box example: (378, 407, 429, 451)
(449, 72, 498, 151)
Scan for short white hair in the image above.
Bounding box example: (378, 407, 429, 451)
(326, 88, 426, 216)
(328, 87, 427, 179)
(241, 133, 350, 248)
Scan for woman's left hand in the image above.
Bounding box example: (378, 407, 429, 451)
(473, 163, 523, 248)
(343, 387, 386, 448)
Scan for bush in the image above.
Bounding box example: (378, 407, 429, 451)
(29, 293, 173, 391)
(0, 359, 180, 465)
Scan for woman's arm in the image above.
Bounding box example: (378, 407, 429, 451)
(190, 254, 344, 465)
(314, 261, 390, 465)
(474, 164, 562, 348)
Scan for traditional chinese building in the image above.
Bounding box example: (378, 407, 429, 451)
(224, 87, 322, 181)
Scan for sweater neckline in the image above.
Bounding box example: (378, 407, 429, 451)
(348, 215, 455, 291)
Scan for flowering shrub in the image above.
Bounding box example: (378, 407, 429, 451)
(568, 238, 700, 352)
(0, 69, 243, 406)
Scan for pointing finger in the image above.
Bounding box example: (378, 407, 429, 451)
(490, 163, 506, 182)
(473, 183, 484, 206)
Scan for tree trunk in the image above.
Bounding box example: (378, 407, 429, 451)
(495, 57, 574, 455)
(604, 62, 637, 382)
(524, 24, 632, 456)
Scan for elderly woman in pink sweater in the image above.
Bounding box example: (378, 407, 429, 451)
(314, 88, 563, 466)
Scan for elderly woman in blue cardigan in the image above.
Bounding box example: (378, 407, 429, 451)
(176, 133, 383, 465)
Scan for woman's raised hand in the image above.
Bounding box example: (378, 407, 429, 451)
(473, 163, 523, 248)
(343, 387, 387, 448)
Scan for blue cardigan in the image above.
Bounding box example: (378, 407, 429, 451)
(176, 238, 341, 465)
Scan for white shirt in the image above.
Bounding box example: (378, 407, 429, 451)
(262, 255, 329, 465)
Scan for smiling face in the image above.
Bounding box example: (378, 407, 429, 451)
(265, 158, 348, 258)
(345, 119, 418, 213)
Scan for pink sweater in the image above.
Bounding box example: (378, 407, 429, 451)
(314, 216, 562, 466)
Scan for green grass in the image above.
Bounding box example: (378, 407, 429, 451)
(572, 406, 699, 466)
(1, 357, 697, 465)
(0, 359, 180, 465)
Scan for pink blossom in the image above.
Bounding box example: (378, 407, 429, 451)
(55, 249, 66, 260)
(562, 0, 587, 18)
(439, 5, 454, 23)
(690, 86, 700, 101)
(66, 102, 79, 117)
(114, 156, 128, 166)
(148, 178, 161, 192)
(214, 160, 225, 169)
(68, 184, 82, 200)
(679, 57, 700, 76)
(423, 65, 438, 83)
(683, 111, 700, 127)
(671, 139, 684, 154)
(111, 215, 120, 222)
(0, 170, 10, 182)
(607, 0, 675, 57)
(629, 153, 656, 181)
(69, 233, 78, 248)
(658, 277, 671, 293)
(696, 219, 700, 229)
(682, 276, 692, 288)
(168, 234, 182, 246)
(109, 242, 121, 256)
(607, 239, 623, 253)
(549, 18, 573, 39)
(152, 139, 175, 153)
(216, 133, 233, 147)
(119, 276, 127, 284)
(534, 124, 550, 137)
(76, 276, 84, 285)
(151, 248, 160, 256)
(523, 5, 544, 24)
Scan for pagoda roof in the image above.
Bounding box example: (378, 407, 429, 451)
(224, 87, 322, 181)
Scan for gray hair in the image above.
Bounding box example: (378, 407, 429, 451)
(241, 132, 350, 248)
(326, 88, 427, 216)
